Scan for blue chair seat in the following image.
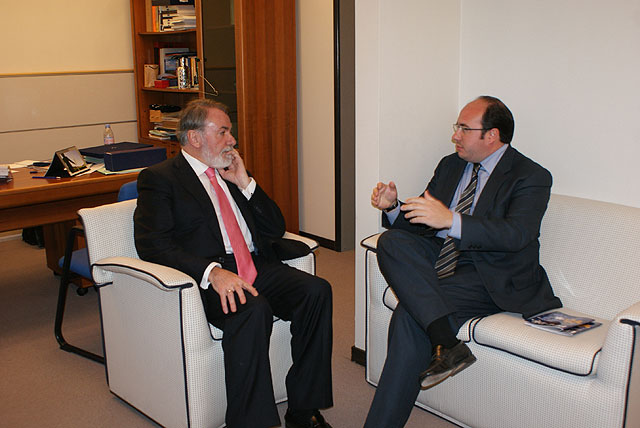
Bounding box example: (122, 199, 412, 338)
(58, 248, 91, 279)
(55, 179, 138, 363)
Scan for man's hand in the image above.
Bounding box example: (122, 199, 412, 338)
(401, 190, 454, 229)
(371, 181, 398, 210)
(208, 266, 259, 314)
(218, 149, 251, 190)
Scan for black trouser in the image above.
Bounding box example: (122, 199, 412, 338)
(202, 256, 333, 428)
(364, 229, 501, 428)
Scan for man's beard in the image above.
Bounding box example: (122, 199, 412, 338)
(203, 145, 233, 169)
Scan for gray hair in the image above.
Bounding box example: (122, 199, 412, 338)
(177, 99, 229, 146)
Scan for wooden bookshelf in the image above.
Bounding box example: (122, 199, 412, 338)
(129, 0, 300, 231)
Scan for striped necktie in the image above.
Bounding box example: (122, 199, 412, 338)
(434, 163, 481, 279)
(205, 168, 257, 285)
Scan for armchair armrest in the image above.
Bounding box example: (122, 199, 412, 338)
(283, 231, 319, 251)
(617, 300, 640, 326)
(92, 256, 197, 291)
(361, 233, 381, 252)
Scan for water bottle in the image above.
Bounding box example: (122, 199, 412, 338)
(103, 124, 115, 145)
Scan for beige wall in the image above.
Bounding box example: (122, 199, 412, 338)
(297, 0, 336, 241)
(1, 0, 137, 164)
(3, 0, 133, 73)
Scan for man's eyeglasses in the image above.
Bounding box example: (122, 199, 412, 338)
(452, 124, 489, 134)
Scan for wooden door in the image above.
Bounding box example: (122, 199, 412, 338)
(234, 0, 298, 232)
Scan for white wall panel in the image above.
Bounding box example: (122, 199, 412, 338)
(297, 0, 336, 240)
(354, 0, 461, 350)
(355, 0, 640, 353)
(459, 0, 640, 208)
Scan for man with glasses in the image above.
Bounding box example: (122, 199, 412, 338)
(365, 96, 561, 427)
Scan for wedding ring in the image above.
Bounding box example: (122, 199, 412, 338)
(227, 289, 233, 293)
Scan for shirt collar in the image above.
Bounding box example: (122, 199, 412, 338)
(477, 143, 508, 175)
(182, 149, 214, 178)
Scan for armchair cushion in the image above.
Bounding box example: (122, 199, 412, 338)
(472, 312, 608, 376)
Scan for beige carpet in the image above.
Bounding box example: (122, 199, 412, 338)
(0, 236, 455, 428)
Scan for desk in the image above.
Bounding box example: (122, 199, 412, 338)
(0, 168, 138, 273)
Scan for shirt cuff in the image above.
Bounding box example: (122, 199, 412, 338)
(241, 177, 256, 199)
(448, 212, 462, 239)
(384, 203, 401, 224)
(200, 262, 222, 290)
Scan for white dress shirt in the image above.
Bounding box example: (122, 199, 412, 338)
(182, 149, 257, 289)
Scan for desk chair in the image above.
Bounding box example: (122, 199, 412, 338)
(54, 180, 138, 363)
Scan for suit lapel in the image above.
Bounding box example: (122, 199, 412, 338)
(171, 153, 226, 244)
(473, 145, 515, 216)
(438, 157, 467, 207)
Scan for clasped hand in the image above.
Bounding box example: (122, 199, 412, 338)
(209, 266, 259, 314)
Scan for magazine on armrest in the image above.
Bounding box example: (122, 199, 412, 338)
(525, 311, 602, 336)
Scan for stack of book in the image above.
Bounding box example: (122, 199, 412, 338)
(525, 311, 602, 336)
(0, 164, 12, 183)
(157, 48, 199, 89)
(149, 111, 181, 141)
(151, 4, 196, 32)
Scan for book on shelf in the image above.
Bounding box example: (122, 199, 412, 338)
(149, 124, 177, 141)
(525, 311, 602, 336)
(158, 47, 190, 75)
(151, 4, 196, 32)
(158, 53, 199, 90)
(152, 0, 194, 6)
(189, 56, 200, 87)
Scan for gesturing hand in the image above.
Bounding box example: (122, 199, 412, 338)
(371, 181, 398, 210)
(208, 266, 259, 314)
(401, 190, 454, 229)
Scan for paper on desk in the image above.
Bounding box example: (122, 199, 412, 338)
(97, 166, 144, 175)
(9, 160, 42, 169)
(74, 162, 104, 176)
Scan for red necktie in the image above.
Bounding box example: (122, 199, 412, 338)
(205, 168, 257, 285)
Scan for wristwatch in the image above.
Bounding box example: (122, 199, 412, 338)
(384, 199, 399, 212)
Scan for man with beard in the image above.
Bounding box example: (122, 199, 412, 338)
(134, 99, 334, 428)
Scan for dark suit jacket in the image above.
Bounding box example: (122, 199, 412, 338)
(133, 152, 286, 287)
(384, 146, 561, 318)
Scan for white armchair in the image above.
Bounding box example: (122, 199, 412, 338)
(363, 194, 640, 428)
(78, 199, 318, 428)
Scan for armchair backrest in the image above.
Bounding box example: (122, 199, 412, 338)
(539, 193, 640, 320)
(78, 199, 139, 285)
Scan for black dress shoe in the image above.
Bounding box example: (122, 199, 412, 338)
(284, 410, 333, 428)
(419, 341, 476, 390)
